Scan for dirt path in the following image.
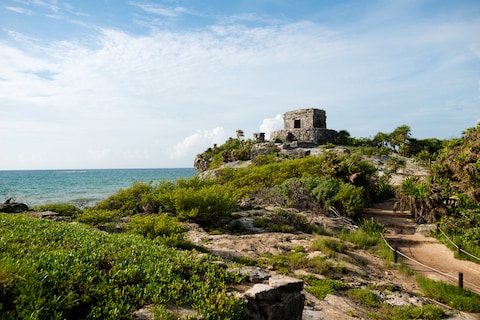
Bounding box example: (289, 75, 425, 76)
(364, 200, 480, 295)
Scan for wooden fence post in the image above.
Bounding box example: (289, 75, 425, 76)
(458, 272, 464, 289)
(394, 246, 398, 263)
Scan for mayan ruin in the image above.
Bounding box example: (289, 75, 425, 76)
(270, 108, 337, 145)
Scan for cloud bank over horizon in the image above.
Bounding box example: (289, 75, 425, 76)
(0, 0, 479, 169)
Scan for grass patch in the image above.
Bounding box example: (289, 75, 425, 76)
(310, 237, 348, 258)
(261, 252, 332, 275)
(368, 304, 444, 320)
(302, 276, 347, 299)
(417, 276, 480, 313)
(346, 288, 382, 307)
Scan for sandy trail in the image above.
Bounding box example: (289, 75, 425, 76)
(364, 200, 480, 295)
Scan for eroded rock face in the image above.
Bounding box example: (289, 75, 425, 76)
(243, 275, 305, 320)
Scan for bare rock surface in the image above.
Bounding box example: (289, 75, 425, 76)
(185, 199, 480, 319)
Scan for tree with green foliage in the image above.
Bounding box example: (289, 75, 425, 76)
(389, 125, 411, 155)
(336, 130, 351, 145)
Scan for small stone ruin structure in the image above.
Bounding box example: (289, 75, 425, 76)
(253, 132, 265, 143)
(270, 108, 337, 145)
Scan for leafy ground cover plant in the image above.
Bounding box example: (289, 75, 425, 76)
(0, 213, 245, 319)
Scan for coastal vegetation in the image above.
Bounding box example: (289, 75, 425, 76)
(1, 123, 480, 318)
(0, 213, 245, 319)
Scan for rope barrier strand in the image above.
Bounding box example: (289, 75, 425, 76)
(380, 233, 480, 293)
(438, 227, 480, 262)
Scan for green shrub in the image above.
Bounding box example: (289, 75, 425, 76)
(360, 218, 385, 235)
(373, 173, 395, 202)
(77, 208, 123, 225)
(274, 177, 321, 209)
(96, 182, 153, 214)
(311, 176, 342, 208)
(253, 209, 314, 233)
(127, 214, 187, 247)
(91, 178, 238, 226)
(166, 185, 237, 223)
(334, 184, 365, 216)
(33, 203, 82, 216)
(252, 151, 285, 166)
(438, 208, 480, 263)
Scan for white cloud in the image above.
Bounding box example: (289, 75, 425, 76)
(130, 2, 188, 17)
(171, 127, 226, 160)
(5, 6, 32, 14)
(260, 114, 283, 138)
(1, 7, 479, 169)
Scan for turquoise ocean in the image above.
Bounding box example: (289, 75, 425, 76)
(0, 168, 196, 208)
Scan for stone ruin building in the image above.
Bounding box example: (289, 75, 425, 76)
(269, 108, 337, 145)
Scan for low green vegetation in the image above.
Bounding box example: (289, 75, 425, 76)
(261, 251, 335, 275)
(310, 237, 348, 258)
(347, 288, 382, 307)
(32, 202, 83, 216)
(417, 276, 480, 313)
(4, 123, 480, 318)
(436, 208, 480, 263)
(338, 218, 384, 251)
(302, 276, 347, 299)
(368, 305, 444, 320)
(0, 213, 245, 319)
(253, 208, 324, 233)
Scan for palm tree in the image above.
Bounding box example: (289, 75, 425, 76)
(397, 176, 447, 223)
(390, 125, 411, 155)
(236, 129, 244, 140)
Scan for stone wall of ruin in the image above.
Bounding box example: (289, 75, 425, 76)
(270, 128, 337, 144)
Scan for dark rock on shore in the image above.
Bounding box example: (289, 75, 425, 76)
(0, 199, 29, 213)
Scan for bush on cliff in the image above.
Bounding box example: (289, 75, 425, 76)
(88, 177, 237, 227)
(80, 150, 385, 230)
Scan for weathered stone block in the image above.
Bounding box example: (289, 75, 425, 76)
(243, 276, 304, 320)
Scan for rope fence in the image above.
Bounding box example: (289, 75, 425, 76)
(380, 233, 480, 294)
(437, 226, 480, 263)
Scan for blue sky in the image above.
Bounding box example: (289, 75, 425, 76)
(1, 0, 479, 170)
